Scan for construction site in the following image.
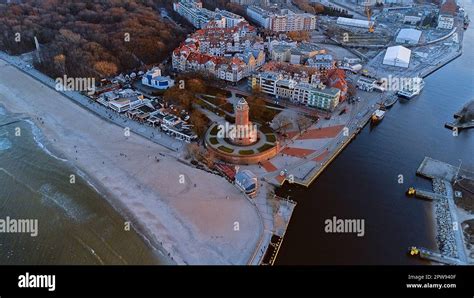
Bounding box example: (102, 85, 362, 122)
(317, 1, 466, 80)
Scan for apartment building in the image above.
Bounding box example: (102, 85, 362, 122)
(173, 0, 246, 29)
(249, 72, 340, 111)
(437, 14, 454, 29)
(246, 6, 316, 32)
(172, 24, 265, 83)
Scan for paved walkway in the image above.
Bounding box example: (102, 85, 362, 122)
(0, 52, 184, 152)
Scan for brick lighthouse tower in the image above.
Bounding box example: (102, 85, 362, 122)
(232, 98, 257, 146)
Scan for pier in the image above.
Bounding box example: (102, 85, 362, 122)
(409, 247, 467, 265)
(410, 188, 447, 201)
(258, 196, 296, 265)
(445, 100, 474, 131)
(412, 157, 471, 265)
(445, 121, 474, 130)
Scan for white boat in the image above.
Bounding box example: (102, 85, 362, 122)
(371, 109, 386, 124)
(398, 77, 425, 99)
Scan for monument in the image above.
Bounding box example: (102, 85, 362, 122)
(231, 98, 258, 146)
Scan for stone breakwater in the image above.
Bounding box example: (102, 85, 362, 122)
(432, 178, 458, 258)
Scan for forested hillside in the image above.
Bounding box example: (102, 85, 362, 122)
(0, 0, 186, 78)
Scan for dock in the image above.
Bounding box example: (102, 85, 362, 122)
(445, 100, 474, 131)
(445, 121, 474, 130)
(416, 157, 459, 182)
(411, 188, 446, 201)
(410, 247, 467, 265)
(259, 196, 296, 265)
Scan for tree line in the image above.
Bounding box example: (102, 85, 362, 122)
(0, 0, 187, 79)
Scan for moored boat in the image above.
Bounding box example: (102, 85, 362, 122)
(397, 77, 425, 99)
(383, 94, 398, 108)
(371, 108, 386, 124)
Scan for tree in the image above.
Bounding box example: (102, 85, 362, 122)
(347, 82, 357, 98)
(185, 143, 201, 160)
(273, 114, 293, 134)
(296, 115, 312, 133)
(94, 61, 118, 77)
(189, 110, 209, 138)
(287, 31, 311, 42)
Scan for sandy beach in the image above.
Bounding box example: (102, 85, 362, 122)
(0, 58, 263, 265)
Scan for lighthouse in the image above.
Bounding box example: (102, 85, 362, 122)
(232, 98, 257, 146)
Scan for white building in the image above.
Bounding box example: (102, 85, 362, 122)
(396, 28, 421, 45)
(403, 14, 422, 25)
(336, 17, 373, 29)
(246, 6, 271, 28)
(215, 9, 246, 27)
(383, 45, 411, 68)
(247, 6, 316, 32)
(235, 170, 258, 198)
(141, 68, 175, 90)
(438, 14, 454, 30)
(173, 0, 245, 29)
(249, 72, 341, 111)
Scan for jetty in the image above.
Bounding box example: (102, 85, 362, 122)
(409, 188, 446, 201)
(411, 157, 471, 265)
(445, 100, 474, 131)
(262, 196, 296, 265)
(409, 247, 467, 265)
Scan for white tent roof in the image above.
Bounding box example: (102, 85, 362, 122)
(383, 45, 411, 67)
(397, 28, 422, 42)
(337, 17, 373, 28)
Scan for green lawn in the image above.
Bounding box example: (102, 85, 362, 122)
(210, 125, 219, 136)
(257, 143, 274, 153)
(265, 134, 277, 143)
(239, 149, 255, 155)
(209, 137, 219, 145)
(218, 146, 234, 154)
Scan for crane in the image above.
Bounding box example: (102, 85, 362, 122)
(365, 5, 375, 33)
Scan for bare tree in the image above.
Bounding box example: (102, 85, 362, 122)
(296, 115, 312, 134)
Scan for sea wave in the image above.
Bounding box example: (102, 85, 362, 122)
(75, 168, 105, 197)
(0, 137, 12, 151)
(24, 119, 68, 162)
(38, 183, 90, 222)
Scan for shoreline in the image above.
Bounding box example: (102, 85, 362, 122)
(0, 58, 264, 265)
(1, 104, 175, 264)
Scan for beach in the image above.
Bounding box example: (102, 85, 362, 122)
(0, 58, 263, 265)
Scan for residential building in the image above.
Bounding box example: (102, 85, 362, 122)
(246, 5, 272, 28)
(172, 23, 265, 83)
(437, 14, 454, 29)
(326, 69, 348, 101)
(307, 54, 334, 70)
(246, 6, 316, 32)
(269, 42, 323, 64)
(173, 0, 246, 29)
(249, 71, 341, 111)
